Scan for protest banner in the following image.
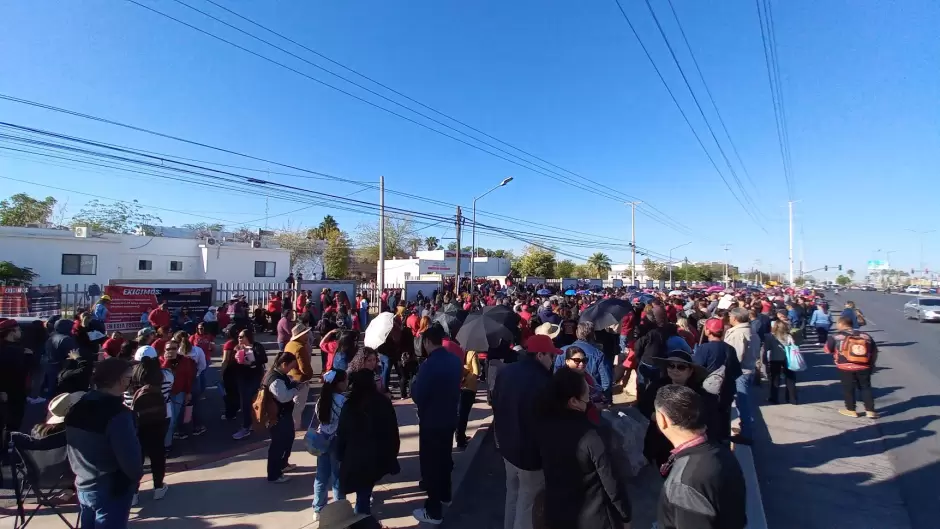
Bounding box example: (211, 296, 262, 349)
(0, 285, 62, 319)
(103, 284, 213, 332)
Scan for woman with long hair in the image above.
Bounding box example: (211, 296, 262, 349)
(231, 328, 268, 441)
(330, 330, 359, 372)
(128, 357, 169, 501)
(312, 369, 349, 520)
(173, 331, 208, 436)
(336, 369, 400, 515)
(160, 337, 196, 449)
(764, 321, 798, 404)
(220, 325, 241, 421)
(262, 351, 299, 483)
(676, 316, 699, 348)
(538, 367, 631, 529)
(413, 316, 431, 360)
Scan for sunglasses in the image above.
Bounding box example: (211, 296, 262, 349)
(667, 362, 690, 371)
(568, 357, 586, 365)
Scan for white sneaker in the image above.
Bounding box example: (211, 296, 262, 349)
(268, 475, 291, 484)
(413, 508, 443, 525)
(153, 484, 168, 500)
(232, 428, 251, 440)
(312, 512, 320, 523)
(131, 493, 138, 507)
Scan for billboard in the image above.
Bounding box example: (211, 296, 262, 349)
(404, 280, 442, 302)
(0, 285, 62, 319)
(867, 260, 889, 270)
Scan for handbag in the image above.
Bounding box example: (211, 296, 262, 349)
(304, 427, 332, 456)
(785, 344, 807, 372)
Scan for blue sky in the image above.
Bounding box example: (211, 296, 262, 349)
(1, 0, 937, 281)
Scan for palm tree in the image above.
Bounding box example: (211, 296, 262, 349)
(407, 238, 421, 257)
(586, 252, 612, 278)
(425, 236, 439, 251)
(847, 269, 855, 279)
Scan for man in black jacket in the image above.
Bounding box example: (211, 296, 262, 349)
(43, 318, 77, 398)
(654, 384, 746, 529)
(492, 334, 561, 529)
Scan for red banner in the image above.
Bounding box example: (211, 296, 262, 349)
(0, 286, 61, 319)
(103, 285, 213, 332)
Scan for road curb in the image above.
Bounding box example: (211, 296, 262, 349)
(450, 417, 494, 499)
(731, 442, 768, 529)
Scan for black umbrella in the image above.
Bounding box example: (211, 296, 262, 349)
(433, 309, 467, 337)
(579, 298, 633, 329)
(455, 312, 515, 352)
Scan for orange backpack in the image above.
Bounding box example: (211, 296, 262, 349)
(840, 333, 872, 365)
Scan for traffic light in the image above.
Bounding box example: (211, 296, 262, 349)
(824, 265, 828, 271)
(839, 265, 843, 271)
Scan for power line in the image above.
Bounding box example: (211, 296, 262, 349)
(639, 0, 764, 219)
(120, 0, 698, 237)
(755, 0, 794, 199)
(610, 0, 768, 232)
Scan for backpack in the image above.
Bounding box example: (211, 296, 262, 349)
(132, 385, 167, 426)
(251, 386, 279, 431)
(840, 333, 873, 365)
(855, 309, 867, 327)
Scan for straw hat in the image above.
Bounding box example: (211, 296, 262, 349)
(291, 324, 311, 341)
(47, 392, 86, 425)
(316, 500, 368, 529)
(534, 322, 561, 339)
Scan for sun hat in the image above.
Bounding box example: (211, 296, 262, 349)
(524, 334, 563, 355)
(534, 322, 561, 339)
(654, 350, 706, 376)
(291, 324, 312, 341)
(47, 391, 86, 425)
(316, 499, 369, 529)
(99, 294, 111, 302)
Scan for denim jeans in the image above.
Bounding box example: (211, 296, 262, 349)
(41, 360, 61, 398)
(164, 393, 185, 447)
(734, 372, 754, 438)
(313, 439, 344, 511)
(267, 417, 294, 481)
(191, 371, 206, 428)
(78, 488, 134, 529)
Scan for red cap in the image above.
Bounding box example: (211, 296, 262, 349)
(524, 334, 562, 355)
(0, 319, 17, 331)
(704, 318, 724, 336)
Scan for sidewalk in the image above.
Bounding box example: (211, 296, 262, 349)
(0, 391, 494, 529)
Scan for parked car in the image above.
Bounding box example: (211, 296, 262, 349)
(904, 298, 940, 322)
(905, 286, 928, 294)
(860, 285, 877, 291)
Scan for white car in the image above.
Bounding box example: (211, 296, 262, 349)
(905, 286, 928, 294)
(904, 298, 940, 321)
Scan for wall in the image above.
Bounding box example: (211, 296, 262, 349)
(0, 227, 290, 287)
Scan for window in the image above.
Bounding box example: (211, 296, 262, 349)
(138, 260, 153, 271)
(254, 261, 276, 277)
(62, 254, 97, 275)
(169, 260, 184, 272)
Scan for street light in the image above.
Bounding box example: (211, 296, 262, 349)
(669, 241, 692, 287)
(905, 229, 935, 276)
(471, 177, 513, 287)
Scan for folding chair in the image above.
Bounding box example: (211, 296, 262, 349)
(8, 431, 79, 528)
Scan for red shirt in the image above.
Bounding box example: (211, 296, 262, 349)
(442, 338, 464, 362)
(190, 333, 215, 359)
(406, 313, 420, 334)
(519, 310, 532, 323)
(266, 296, 282, 313)
(217, 311, 231, 329)
(102, 337, 124, 358)
(148, 308, 170, 330)
(296, 294, 307, 312)
(152, 338, 168, 356)
(161, 355, 196, 395)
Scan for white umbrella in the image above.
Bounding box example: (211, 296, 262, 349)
(668, 290, 686, 297)
(364, 312, 396, 349)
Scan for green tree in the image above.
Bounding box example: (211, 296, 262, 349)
(571, 264, 593, 278)
(0, 261, 38, 286)
(793, 277, 806, 286)
(586, 252, 612, 278)
(518, 245, 556, 278)
(406, 238, 422, 257)
(424, 236, 440, 251)
(71, 199, 161, 234)
(846, 269, 856, 280)
(323, 230, 352, 278)
(642, 258, 669, 281)
(355, 216, 414, 262)
(0, 193, 57, 226)
(273, 228, 323, 272)
(555, 259, 576, 278)
(308, 215, 339, 240)
(836, 274, 851, 286)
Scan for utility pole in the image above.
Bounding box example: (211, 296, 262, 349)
(378, 175, 386, 292)
(455, 206, 462, 294)
(788, 200, 795, 286)
(627, 201, 641, 287)
(722, 244, 731, 285)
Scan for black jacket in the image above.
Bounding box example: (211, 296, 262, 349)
(636, 324, 679, 366)
(45, 319, 77, 364)
(657, 441, 746, 529)
(492, 355, 552, 471)
(336, 380, 401, 494)
(539, 410, 632, 529)
(638, 377, 722, 468)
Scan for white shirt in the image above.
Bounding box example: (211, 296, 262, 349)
(203, 310, 217, 323)
(189, 345, 207, 376)
(135, 345, 158, 361)
(268, 377, 298, 403)
(316, 393, 346, 436)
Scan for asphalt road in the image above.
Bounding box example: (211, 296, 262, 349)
(753, 291, 940, 529)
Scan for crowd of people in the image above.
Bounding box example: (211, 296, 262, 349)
(0, 277, 883, 529)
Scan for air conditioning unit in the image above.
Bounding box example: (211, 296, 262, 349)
(251, 240, 262, 249)
(74, 226, 89, 238)
(206, 237, 217, 246)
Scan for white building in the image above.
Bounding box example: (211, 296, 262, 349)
(609, 263, 653, 283)
(0, 226, 291, 286)
(377, 250, 511, 286)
